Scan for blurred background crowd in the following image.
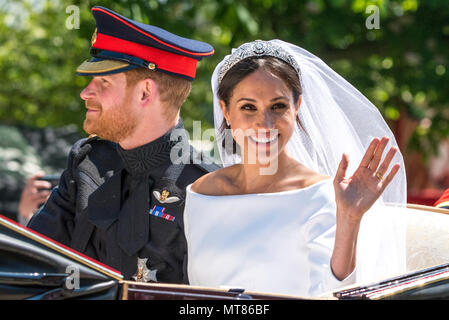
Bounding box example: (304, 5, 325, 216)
(0, 0, 448, 222)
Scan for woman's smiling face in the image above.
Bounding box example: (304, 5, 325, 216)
(220, 67, 301, 164)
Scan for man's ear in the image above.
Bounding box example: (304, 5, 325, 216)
(140, 78, 156, 107)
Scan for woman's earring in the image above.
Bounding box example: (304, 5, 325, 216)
(226, 120, 230, 126)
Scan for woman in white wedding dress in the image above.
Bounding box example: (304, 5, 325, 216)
(183, 40, 407, 297)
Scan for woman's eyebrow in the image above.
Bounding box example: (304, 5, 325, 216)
(236, 96, 289, 103)
(271, 96, 289, 102)
(236, 97, 257, 103)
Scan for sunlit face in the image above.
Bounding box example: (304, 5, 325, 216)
(220, 68, 300, 164)
(80, 72, 139, 142)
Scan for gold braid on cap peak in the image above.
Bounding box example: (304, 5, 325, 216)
(217, 40, 301, 85)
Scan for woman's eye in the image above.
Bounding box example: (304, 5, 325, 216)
(272, 103, 287, 110)
(240, 104, 256, 111)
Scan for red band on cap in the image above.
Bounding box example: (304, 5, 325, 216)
(92, 7, 214, 57)
(93, 33, 198, 79)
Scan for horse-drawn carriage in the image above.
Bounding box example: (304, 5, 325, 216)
(1, 203, 449, 301)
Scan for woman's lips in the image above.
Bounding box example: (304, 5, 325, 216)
(248, 134, 279, 146)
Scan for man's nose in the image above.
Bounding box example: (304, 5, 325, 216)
(80, 80, 96, 101)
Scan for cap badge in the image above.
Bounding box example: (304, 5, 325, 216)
(153, 190, 180, 204)
(91, 28, 97, 46)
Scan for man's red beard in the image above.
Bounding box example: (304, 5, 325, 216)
(83, 100, 138, 143)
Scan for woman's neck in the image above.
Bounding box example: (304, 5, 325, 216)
(236, 150, 301, 193)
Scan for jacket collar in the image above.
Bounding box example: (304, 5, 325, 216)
(116, 119, 185, 176)
(87, 119, 186, 230)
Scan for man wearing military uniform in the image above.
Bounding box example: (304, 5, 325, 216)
(28, 6, 218, 283)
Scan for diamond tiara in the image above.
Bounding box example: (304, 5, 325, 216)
(217, 40, 301, 85)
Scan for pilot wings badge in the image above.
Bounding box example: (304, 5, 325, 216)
(153, 189, 180, 204)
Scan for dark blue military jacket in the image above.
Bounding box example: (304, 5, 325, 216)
(28, 121, 219, 283)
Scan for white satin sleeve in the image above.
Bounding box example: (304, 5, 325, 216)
(298, 186, 356, 296)
(300, 195, 406, 296)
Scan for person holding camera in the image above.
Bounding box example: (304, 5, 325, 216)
(17, 172, 52, 226)
(17, 171, 58, 226)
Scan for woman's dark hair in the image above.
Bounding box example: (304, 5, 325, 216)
(218, 56, 304, 154)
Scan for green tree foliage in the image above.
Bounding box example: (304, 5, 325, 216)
(0, 0, 448, 157)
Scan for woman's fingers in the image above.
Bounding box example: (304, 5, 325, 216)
(334, 153, 349, 184)
(380, 163, 401, 191)
(359, 138, 380, 168)
(374, 146, 398, 180)
(368, 136, 390, 171)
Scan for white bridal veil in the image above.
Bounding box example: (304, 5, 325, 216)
(211, 40, 407, 284)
